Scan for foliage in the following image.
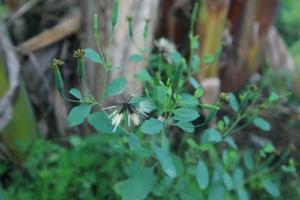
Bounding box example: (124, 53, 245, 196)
(1, 1, 299, 200)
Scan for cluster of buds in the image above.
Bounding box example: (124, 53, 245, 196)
(219, 92, 230, 102)
(73, 49, 85, 59)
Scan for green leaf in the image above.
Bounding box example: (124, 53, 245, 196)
(140, 118, 163, 135)
(87, 111, 122, 133)
(111, 0, 119, 28)
(172, 60, 185, 91)
(208, 184, 225, 200)
(268, 92, 279, 102)
(67, 104, 92, 127)
(194, 88, 204, 98)
(243, 151, 254, 170)
(153, 146, 177, 178)
(128, 134, 150, 158)
(189, 77, 201, 89)
(201, 128, 222, 144)
(114, 167, 156, 200)
(129, 54, 143, 62)
(69, 88, 82, 99)
(175, 121, 195, 133)
(178, 93, 199, 108)
(203, 54, 216, 64)
(253, 117, 271, 131)
(262, 179, 280, 198)
(196, 160, 209, 189)
(104, 77, 127, 97)
(223, 172, 234, 191)
(135, 69, 153, 83)
(84, 48, 103, 64)
(223, 136, 237, 149)
(236, 187, 249, 200)
(173, 108, 199, 122)
(229, 93, 239, 112)
(233, 168, 249, 200)
(169, 51, 182, 65)
(233, 168, 244, 188)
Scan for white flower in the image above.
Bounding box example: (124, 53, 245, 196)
(111, 112, 123, 132)
(108, 98, 151, 132)
(155, 38, 176, 54)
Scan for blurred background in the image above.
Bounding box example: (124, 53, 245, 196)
(0, 0, 300, 199)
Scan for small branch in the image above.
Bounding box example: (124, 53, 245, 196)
(17, 9, 81, 55)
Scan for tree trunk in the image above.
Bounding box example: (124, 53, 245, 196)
(81, 0, 159, 99)
(221, 0, 279, 91)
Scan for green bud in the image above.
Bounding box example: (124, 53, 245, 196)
(93, 14, 100, 40)
(111, 0, 119, 29)
(126, 16, 133, 41)
(50, 59, 64, 96)
(143, 18, 150, 40)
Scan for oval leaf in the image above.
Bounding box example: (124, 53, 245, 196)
(173, 108, 200, 122)
(104, 77, 127, 97)
(87, 111, 122, 134)
(114, 167, 156, 200)
(140, 118, 163, 135)
(229, 93, 239, 112)
(196, 160, 209, 189)
(69, 88, 82, 99)
(67, 104, 92, 127)
(201, 128, 222, 144)
(253, 117, 271, 131)
(175, 121, 195, 133)
(84, 48, 103, 64)
(153, 146, 177, 178)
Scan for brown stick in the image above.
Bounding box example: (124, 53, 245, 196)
(17, 9, 81, 55)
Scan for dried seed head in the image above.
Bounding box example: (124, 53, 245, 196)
(73, 49, 85, 59)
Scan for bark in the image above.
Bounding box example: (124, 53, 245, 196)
(221, 0, 279, 91)
(196, 0, 231, 80)
(81, 0, 159, 99)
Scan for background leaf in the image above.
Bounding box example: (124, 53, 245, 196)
(129, 54, 143, 62)
(253, 117, 271, 131)
(114, 167, 156, 200)
(104, 77, 127, 97)
(196, 160, 209, 189)
(201, 128, 222, 144)
(262, 179, 280, 198)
